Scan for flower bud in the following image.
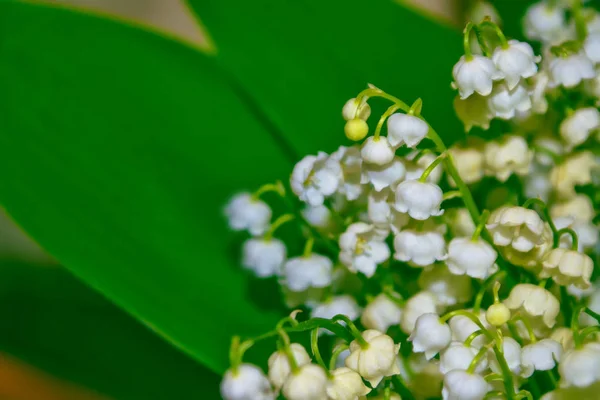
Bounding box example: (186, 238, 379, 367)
(409, 313, 452, 359)
(486, 303, 511, 326)
(282, 364, 328, 400)
(224, 193, 272, 236)
(326, 367, 371, 400)
(345, 329, 401, 387)
(345, 119, 369, 141)
(268, 344, 311, 390)
(342, 98, 371, 121)
(361, 136, 395, 165)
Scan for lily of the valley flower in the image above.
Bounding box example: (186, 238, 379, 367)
(339, 222, 390, 277)
(225, 193, 272, 236)
(410, 313, 452, 360)
(452, 55, 504, 99)
(291, 153, 342, 206)
(242, 238, 286, 278)
(345, 329, 401, 387)
(221, 364, 275, 400)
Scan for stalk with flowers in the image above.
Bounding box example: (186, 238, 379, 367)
(221, 1, 600, 399)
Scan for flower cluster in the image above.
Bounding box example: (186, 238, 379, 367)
(221, 1, 600, 399)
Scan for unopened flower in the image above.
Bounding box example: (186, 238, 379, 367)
(225, 193, 272, 236)
(448, 144, 484, 185)
(452, 55, 503, 99)
(291, 153, 342, 206)
(540, 248, 593, 289)
(361, 137, 395, 166)
(326, 367, 371, 400)
(361, 157, 406, 192)
(242, 238, 286, 278)
(282, 364, 328, 400)
(453, 94, 493, 132)
(331, 146, 364, 201)
(584, 32, 600, 63)
(311, 296, 361, 335)
(521, 339, 562, 378)
(489, 337, 522, 376)
(268, 344, 312, 390)
(361, 293, 403, 332)
(488, 83, 532, 119)
(418, 265, 473, 306)
(221, 364, 275, 400)
(559, 342, 600, 388)
(486, 206, 546, 252)
(485, 302, 511, 326)
(401, 291, 439, 334)
(442, 370, 490, 400)
(504, 283, 560, 330)
(282, 254, 333, 292)
(440, 342, 487, 374)
(524, 2, 566, 44)
(410, 313, 452, 359)
(339, 223, 390, 277)
(394, 230, 447, 267)
(560, 107, 600, 149)
(550, 151, 598, 199)
(483, 136, 532, 182)
(548, 52, 596, 88)
(492, 40, 540, 89)
(345, 329, 401, 387)
(446, 237, 497, 279)
(387, 113, 429, 148)
(394, 180, 444, 220)
(342, 97, 371, 121)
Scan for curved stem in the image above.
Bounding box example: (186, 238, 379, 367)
(511, 315, 537, 343)
(556, 228, 579, 250)
(278, 329, 299, 373)
(467, 346, 490, 373)
(441, 310, 496, 341)
(443, 190, 462, 201)
(473, 270, 507, 314)
(264, 213, 295, 240)
(310, 328, 331, 377)
(332, 314, 368, 348)
(329, 344, 349, 370)
(584, 307, 600, 324)
(465, 329, 485, 347)
(252, 180, 285, 200)
(374, 104, 402, 140)
(418, 153, 446, 182)
(479, 20, 509, 49)
(523, 198, 559, 246)
(463, 22, 475, 59)
(579, 325, 600, 342)
(472, 209, 490, 241)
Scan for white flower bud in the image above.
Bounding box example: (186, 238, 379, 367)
(521, 339, 562, 378)
(448, 145, 484, 185)
(291, 153, 342, 206)
(549, 52, 596, 88)
(442, 370, 490, 400)
(452, 55, 503, 99)
(524, 2, 566, 44)
(486, 206, 546, 252)
(504, 284, 560, 330)
(483, 136, 532, 182)
(242, 238, 286, 278)
(282, 364, 328, 400)
(440, 342, 487, 374)
(559, 342, 600, 388)
(551, 194, 595, 223)
(530, 71, 550, 114)
(446, 237, 497, 279)
(488, 83, 532, 119)
(492, 40, 540, 89)
(486, 302, 511, 326)
(387, 113, 429, 148)
(345, 329, 401, 387)
(540, 248, 594, 289)
(342, 97, 371, 121)
(361, 137, 395, 166)
(361, 293, 403, 332)
(225, 193, 272, 236)
(560, 107, 600, 149)
(394, 180, 444, 220)
(283, 254, 333, 292)
(401, 291, 438, 334)
(410, 313, 452, 359)
(394, 230, 447, 267)
(221, 364, 275, 400)
(585, 32, 600, 63)
(550, 151, 599, 199)
(453, 94, 492, 132)
(326, 367, 371, 400)
(361, 157, 406, 192)
(339, 222, 390, 277)
(418, 265, 473, 306)
(311, 296, 361, 335)
(268, 344, 311, 390)
(489, 337, 522, 376)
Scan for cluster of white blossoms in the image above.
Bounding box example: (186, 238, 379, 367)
(221, 1, 600, 399)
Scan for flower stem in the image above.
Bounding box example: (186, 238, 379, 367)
(278, 329, 299, 373)
(252, 180, 286, 200)
(479, 20, 509, 49)
(374, 104, 402, 140)
(473, 270, 507, 314)
(463, 22, 475, 59)
(303, 236, 315, 257)
(264, 213, 295, 240)
(571, 303, 587, 348)
(523, 198, 559, 246)
(572, 0, 588, 41)
(472, 209, 490, 241)
(584, 307, 600, 324)
(492, 342, 516, 400)
(332, 314, 368, 348)
(310, 328, 331, 377)
(418, 153, 446, 182)
(556, 227, 579, 250)
(467, 346, 490, 373)
(579, 325, 600, 342)
(329, 344, 349, 370)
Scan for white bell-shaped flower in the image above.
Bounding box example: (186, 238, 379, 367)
(525, 169, 552, 202)
(440, 342, 487, 374)
(410, 313, 452, 359)
(331, 146, 364, 201)
(551, 194, 595, 223)
(225, 193, 272, 236)
(533, 136, 563, 167)
(550, 151, 599, 199)
(521, 339, 562, 378)
(500, 221, 554, 270)
(448, 145, 484, 185)
(489, 337, 522, 376)
(361, 136, 395, 166)
(584, 32, 600, 63)
(326, 367, 371, 400)
(368, 190, 409, 235)
(483, 135, 532, 182)
(442, 370, 490, 400)
(339, 222, 390, 277)
(394, 230, 447, 267)
(449, 311, 490, 349)
(560, 107, 600, 149)
(540, 248, 594, 289)
(282, 364, 328, 400)
(282, 254, 333, 292)
(345, 330, 401, 387)
(387, 113, 429, 148)
(311, 296, 361, 335)
(504, 284, 560, 330)
(418, 265, 473, 306)
(486, 206, 546, 252)
(394, 180, 444, 220)
(361, 157, 406, 192)
(291, 153, 343, 206)
(401, 291, 438, 334)
(268, 344, 312, 390)
(452, 55, 503, 99)
(242, 238, 286, 278)
(550, 327, 574, 351)
(530, 70, 550, 114)
(488, 83, 532, 119)
(445, 208, 476, 237)
(301, 205, 333, 231)
(492, 40, 540, 89)
(549, 52, 596, 88)
(342, 97, 371, 121)
(524, 2, 566, 44)
(559, 342, 600, 388)
(453, 94, 493, 132)
(221, 364, 275, 400)
(361, 293, 403, 332)
(446, 237, 497, 279)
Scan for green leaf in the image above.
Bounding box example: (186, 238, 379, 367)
(0, 262, 221, 400)
(0, 1, 292, 374)
(188, 0, 464, 151)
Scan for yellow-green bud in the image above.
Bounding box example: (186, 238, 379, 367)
(344, 119, 369, 141)
(485, 303, 511, 326)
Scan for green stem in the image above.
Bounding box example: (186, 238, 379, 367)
(472, 209, 490, 241)
(584, 307, 600, 324)
(556, 228, 579, 250)
(463, 22, 475, 59)
(572, 0, 588, 41)
(329, 344, 349, 370)
(264, 213, 295, 240)
(441, 310, 496, 341)
(465, 330, 485, 347)
(443, 190, 462, 201)
(418, 153, 446, 182)
(332, 314, 368, 348)
(303, 236, 315, 257)
(310, 328, 331, 377)
(374, 104, 402, 140)
(391, 375, 416, 400)
(467, 346, 490, 373)
(523, 198, 559, 246)
(492, 343, 516, 400)
(278, 329, 299, 373)
(579, 326, 600, 342)
(571, 303, 586, 348)
(479, 20, 509, 49)
(511, 315, 537, 343)
(473, 270, 507, 314)
(252, 180, 285, 200)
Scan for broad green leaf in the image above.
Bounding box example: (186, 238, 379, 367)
(188, 0, 464, 153)
(0, 1, 292, 374)
(0, 262, 220, 399)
